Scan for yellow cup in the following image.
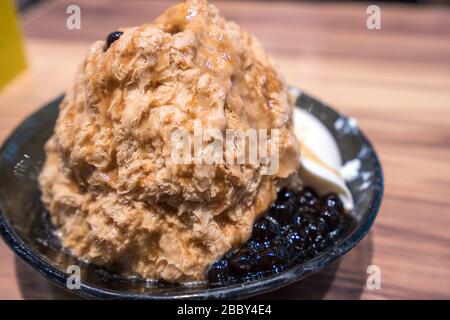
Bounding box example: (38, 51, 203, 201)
(0, 0, 27, 90)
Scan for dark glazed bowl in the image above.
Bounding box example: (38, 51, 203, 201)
(0, 89, 383, 299)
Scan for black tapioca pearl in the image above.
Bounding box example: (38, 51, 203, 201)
(292, 206, 315, 226)
(269, 202, 294, 225)
(309, 235, 329, 256)
(229, 248, 255, 276)
(246, 239, 271, 252)
(105, 31, 123, 51)
(322, 193, 344, 213)
(319, 207, 341, 230)
(282, 229, 309, 258)
(297, 186, 318, 207)
(328, 229, 340, 241)
(305, 221, 328, 241)
(207, 260, 230, 285)
(277, 188, 296, 202)
(252, 216, 280, 241)
(256, 246, 288, 272)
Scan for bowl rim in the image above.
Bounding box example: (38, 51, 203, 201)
(0, 91, 384, 299)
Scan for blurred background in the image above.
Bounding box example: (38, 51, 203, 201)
(13, 0, 450, 11)
(0, 0, 449, 299)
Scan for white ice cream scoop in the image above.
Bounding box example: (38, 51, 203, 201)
(293, 107, 354, 211)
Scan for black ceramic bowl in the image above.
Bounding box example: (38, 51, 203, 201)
(0, 89, 383, 299)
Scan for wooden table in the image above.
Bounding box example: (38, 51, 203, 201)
(1, 0, 449, 300)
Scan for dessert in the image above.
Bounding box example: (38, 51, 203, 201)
(38, 0, 354, 285)
(39, 0, 300, 282)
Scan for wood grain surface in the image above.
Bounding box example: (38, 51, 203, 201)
(0, 0, 449, 300)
